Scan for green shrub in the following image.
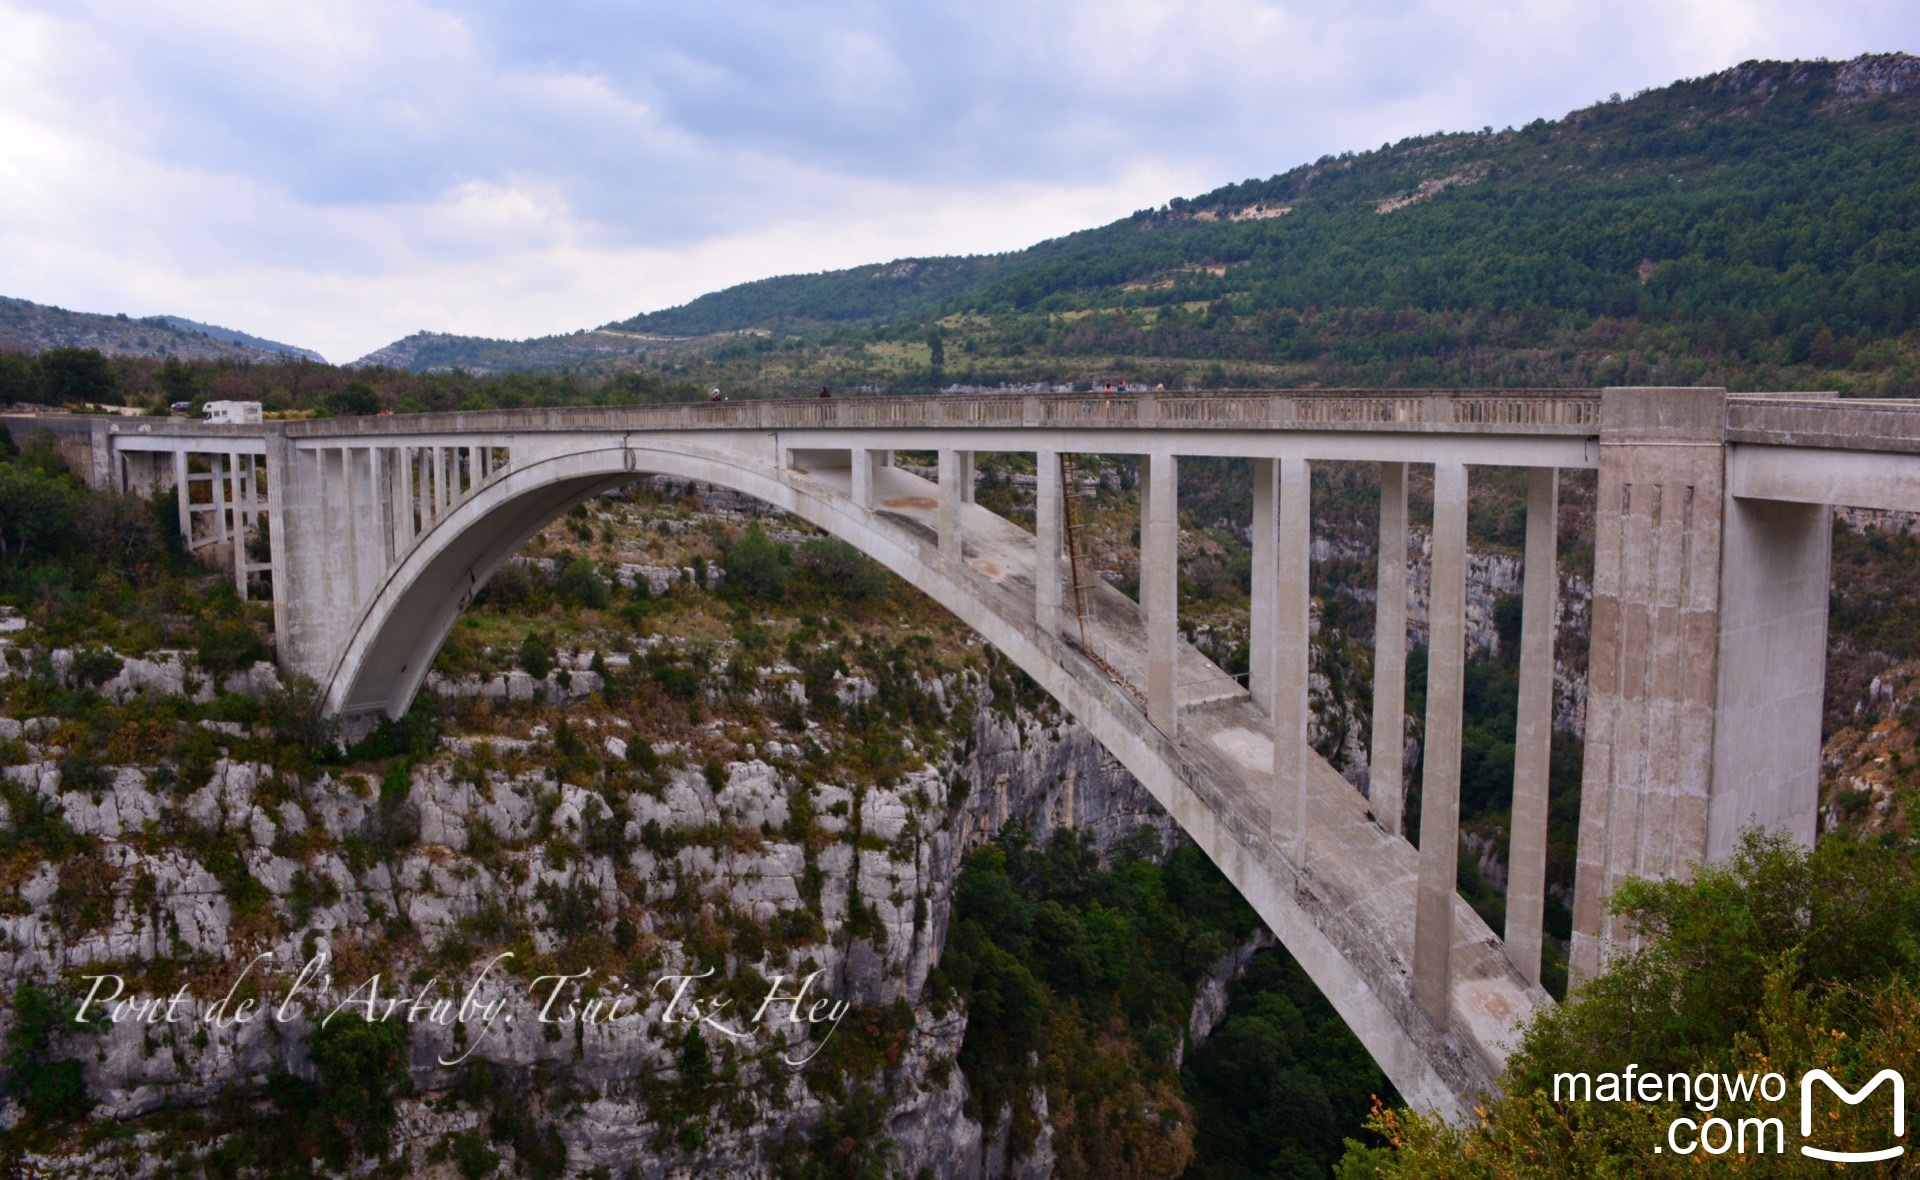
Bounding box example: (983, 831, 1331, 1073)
(4, 984, 95, 1124)
(557, 558, 610, 609)
(724, 523, 788, 602)
(518, 632, 554, 680)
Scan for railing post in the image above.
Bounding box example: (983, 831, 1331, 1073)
(1415, 460, 1470, 1028)
(1506, 467, 1558, 987)
(1143, 451, 1178, 734)
(1271, 457, 1311, 854)
(1371, 462, 1409, 835)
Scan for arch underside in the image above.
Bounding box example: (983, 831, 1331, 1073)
(322, 438, 1543, 1119)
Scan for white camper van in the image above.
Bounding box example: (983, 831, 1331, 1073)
(202, 401, 263, 424)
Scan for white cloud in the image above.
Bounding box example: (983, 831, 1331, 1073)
(0, 0, 1912, 361)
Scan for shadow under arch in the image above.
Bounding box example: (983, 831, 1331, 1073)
(320, 437, 1497, 1119)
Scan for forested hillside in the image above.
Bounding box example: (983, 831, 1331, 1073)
(597, 52, 1920, 397)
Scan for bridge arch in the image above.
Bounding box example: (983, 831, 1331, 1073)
(321, 436, 1495, 1118)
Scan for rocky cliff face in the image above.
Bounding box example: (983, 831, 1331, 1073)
(0, 639, 1178, 1178)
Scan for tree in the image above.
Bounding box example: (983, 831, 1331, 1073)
(3, 984, 95, 1124)
(0, 462, 79, 561)
(725, 523, 788, 602)
(518, 631, 554, 679)
(793, 537, 888, 609)
(35, 347, 118, 406)
(0, 352, 32, 405)
(323, 381, 381, 416)
(556, 557, 610, 609)
(1349, 830, 1920, 1177)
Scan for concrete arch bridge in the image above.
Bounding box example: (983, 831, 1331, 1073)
(12, 386, 1910, 1119)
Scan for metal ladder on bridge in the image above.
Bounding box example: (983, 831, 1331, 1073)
(1059, 453, 1143, 705)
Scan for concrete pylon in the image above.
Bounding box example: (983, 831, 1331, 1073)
(1270, 458, 1311, 853)
(1250, 458, 1277, 712)
(938, 449, 964, 561)
(1505, 467, 1558, 986)
(1142, 452, 1178, 734)
(851, 447, 875, 509)
(1036, 449, 1062, 638)
(1370, 462, 1408, 836)
(1414, 460, 1470, 1027)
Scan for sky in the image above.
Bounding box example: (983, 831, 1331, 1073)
(0, 1, 1914, 363)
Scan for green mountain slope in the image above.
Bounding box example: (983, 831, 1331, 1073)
(352, 53, 1920, 397)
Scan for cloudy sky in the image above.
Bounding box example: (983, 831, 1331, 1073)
(0, 1, 1912, 362)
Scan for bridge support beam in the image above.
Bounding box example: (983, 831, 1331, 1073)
(851, 447, 875, 509)
(1270, 458, 1311, 851)
(938, 449, 965, 561)
(1506, 467, 1558, 987)
(1036, 449, 1062, 638)
(1371, 462, 1408, 836)
(1415, 460, 1469, 1027)
(1143, 452, 1178, 734)
(1250, 459, 1277, 713)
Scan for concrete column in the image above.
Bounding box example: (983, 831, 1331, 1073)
(1708, 497, 1829, 852)
(1371, 462, 1409, 836)
(350, 447, 382, 603)
(321, 448, 352, 650)
(852, 447, 876, 509)
(389, 447, 412, 559)
(1035, 449, 1062, 638)
(211, 452, 229, 544)
(434, 445, 450, 517)
(265, 434, 293, 649)
(958, 450, 975, 504)
(1249, 458, 1277, 712)
(938, 448, 963, 561)
(1505, 467, 1558, 986)
(1270, 457, 1311, 852)
(230, 453, 249, 598)
(1414, 460, 1469, 1027)
(1571, 389, 1729, 984)
(173, 449, 191, 540)
(1143, 451, 1179, 734)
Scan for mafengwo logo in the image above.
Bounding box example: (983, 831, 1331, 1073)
(1800, 1069, 1904, 1163)
(1552, 1065, 1907, 1160)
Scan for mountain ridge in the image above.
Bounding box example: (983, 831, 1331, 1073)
(334, 51, 1920, 394)
(0, 296, 324, 365)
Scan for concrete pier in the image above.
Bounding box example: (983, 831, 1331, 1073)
(1505, 466, 1558, 986)
(1036, 449, 1062, 638)
(1142, 452, 1179, 734)
(1251, 458, 1277, 713)
(1370, 461, 1408, 836)
(1414, 460, 1469, 1027)
(1270, 458, 1311, 852)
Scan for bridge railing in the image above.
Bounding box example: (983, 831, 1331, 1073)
(276, 388, 1605, 439)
